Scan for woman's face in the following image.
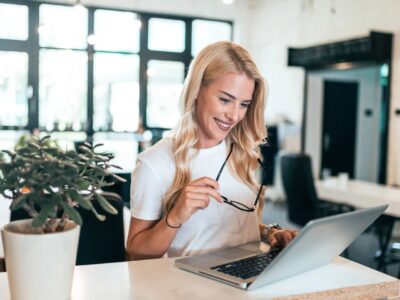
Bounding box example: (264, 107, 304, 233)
(195, 72, 255, 148)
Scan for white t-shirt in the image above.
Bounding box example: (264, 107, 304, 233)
(130, 138, 260, 257)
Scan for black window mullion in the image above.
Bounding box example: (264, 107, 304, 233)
(0, 40, 28, 51)
(145, 51, 187, 62)
(27, 1, 39, 132)
(87, 8, 94, 141)
(184, 19, 193, 76)
(139, 16, 149, 129)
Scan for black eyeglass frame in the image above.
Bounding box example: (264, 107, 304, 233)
(215, 143, 267, 212)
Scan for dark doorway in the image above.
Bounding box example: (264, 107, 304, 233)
(321, 80, 358, 178)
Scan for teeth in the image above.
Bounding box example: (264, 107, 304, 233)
(216, 119, 231, 129)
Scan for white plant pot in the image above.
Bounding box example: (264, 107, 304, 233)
(1, 219, 80, 300)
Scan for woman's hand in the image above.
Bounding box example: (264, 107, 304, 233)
(267, 228, 298, 247)
(167, 177, 223, 227)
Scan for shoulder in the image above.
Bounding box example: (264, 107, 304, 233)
(137, 137, 174, 169)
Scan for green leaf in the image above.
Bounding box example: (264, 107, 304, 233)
(111, 173, 127, 183)
(76, 179, 90, 190)
(68, 190, 91, 210)
(93, 143, 104, 149)
(60, 202, 83, 226)
(27, 141, 40, 150)
(110, 164, 123, 170)
(89, 203, 106, 222)
(96, 193, 118, 215)
(10, 193, 30, 210)
(40, 135, 51, 143)
(1, 150, 15, 158)
(32, 203, 53, 228)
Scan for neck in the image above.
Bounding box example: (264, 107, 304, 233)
(195, 139, 222, 149)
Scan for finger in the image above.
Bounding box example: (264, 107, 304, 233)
(191, 177, 220, 190)
(290, 230, 298, 239)
(186, 191, 212, 201)
(282, 231, 296, 246)
(189, 198, 210, 210)
(276, 232, 291, 247)
(187, 186, 222, 202)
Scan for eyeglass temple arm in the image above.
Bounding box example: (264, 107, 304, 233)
(257, 158, 268, 175)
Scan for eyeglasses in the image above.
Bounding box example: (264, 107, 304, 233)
(215, 143, 266, 212)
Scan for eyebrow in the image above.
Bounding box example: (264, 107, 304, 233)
(219, 91, 252, 102)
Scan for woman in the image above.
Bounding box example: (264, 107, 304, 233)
(127, 41, 296, 260)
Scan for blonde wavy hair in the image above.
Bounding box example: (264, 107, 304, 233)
(164, 41, 267, 219)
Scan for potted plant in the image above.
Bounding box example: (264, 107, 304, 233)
(0, 135, 125, 300)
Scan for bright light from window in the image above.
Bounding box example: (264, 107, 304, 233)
(87, 34, 96, 45)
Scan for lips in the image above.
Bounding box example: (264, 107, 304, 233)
(215, 118, 233, 131)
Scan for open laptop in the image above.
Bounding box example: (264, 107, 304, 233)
(175, 204, 388, 290)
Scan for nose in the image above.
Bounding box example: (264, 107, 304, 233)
(225, 103, 241, 122)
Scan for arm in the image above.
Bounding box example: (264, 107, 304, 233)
(126, 216, 179, 260)
(127, 177, 222, 260)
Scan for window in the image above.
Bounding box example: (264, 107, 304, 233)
(39, 49, 87, 131)
(146, 60, 184, 128)
(94, 53, 140, 132)
(0, 3, 28, 40)
(0, 51, 28, 127)
(148, 18, 185, 52)
(192, 20, 232, 56)
(94, 10, 140, 52)
(39, 4, 88, 49)
(0, 0, 233, 158)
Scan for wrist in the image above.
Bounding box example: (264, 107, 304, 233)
(165, 211, 182, 229)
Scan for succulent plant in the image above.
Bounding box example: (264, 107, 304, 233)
(0, 135, 126, 233)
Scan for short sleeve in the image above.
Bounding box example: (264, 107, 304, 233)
(130, 159, 163, 220)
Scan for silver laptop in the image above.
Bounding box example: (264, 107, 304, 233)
(175, 204, 388, 290)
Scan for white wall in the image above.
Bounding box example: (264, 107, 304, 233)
(305, 67, 382, 182)
(246, 0, 400, 185)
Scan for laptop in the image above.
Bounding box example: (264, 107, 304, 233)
(175, 204, 388, 290)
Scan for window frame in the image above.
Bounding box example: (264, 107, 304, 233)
(0, 0, 233, 140)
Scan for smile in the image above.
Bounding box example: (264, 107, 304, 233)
(215, 118, 233, 131)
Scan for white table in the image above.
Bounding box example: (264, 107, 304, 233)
(316, 179, 400, 270)
(316, 179, 400, 218)
(0, 255, 398, 299)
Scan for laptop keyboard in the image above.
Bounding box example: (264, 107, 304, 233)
(211, 248, 282, 280)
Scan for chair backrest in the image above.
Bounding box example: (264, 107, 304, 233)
(75, 192, 125, 265)
(260, 126, 279, 186)
(10, 192, 125, 265)
(280, 153, 319, 226)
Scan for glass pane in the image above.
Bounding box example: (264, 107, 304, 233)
(94, 53, 140, 132)
(39, 4, 88, 49)
(0, 130, 29, 152)
(39, 49, 87, 131)
(192, 20, 232, 56)
(93, 132, 139, 173)
(42, 131, 87, 151)
(0, 3, 28, 40)
(94, 10, 140, 52)
(0, 51, 28, 127)
(148, 18, 185, 52)
(147, 60, 184, 128)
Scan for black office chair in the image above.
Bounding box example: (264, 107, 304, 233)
(10, 192, 125, 265)
(260, 126, 279, 186)
(75, 192, 125, 265)
(280, 153, 352, 227)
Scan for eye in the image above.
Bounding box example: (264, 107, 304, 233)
(219, 97, 231, 104)
(240, 102, 252, 109)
